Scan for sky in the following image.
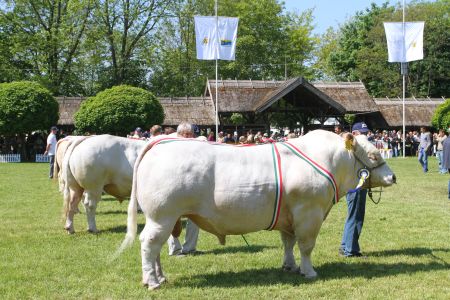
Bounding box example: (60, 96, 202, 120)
(283, 0, 393, 34)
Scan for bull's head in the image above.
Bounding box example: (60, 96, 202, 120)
(343, 133, 396, 189)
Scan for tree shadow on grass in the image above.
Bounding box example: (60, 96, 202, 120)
(173, 247, 450, 288)
(177, 260, 450, 288)
(96, 210, 127, 215)
(100, 224, 145, 234)
(367, 247, 450, 266)
(205, 244, 276, 255)
(368, 247, 450, 257)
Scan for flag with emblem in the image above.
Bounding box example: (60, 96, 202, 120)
(383, 21, 425, 62)
(194, 16, 239, 60)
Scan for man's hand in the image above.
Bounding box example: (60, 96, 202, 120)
(44, 150, 48, 156)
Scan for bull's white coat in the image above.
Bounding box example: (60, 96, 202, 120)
(123, 130, 396, 289)
(54, 136, 90, 193)
(62, 135, 147, 233)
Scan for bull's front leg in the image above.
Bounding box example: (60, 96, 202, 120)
(294, 207, 324, 279)
(280, 231, 298, 273)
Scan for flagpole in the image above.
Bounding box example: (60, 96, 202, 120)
(215, 0, 219, 141)
(401, 0, 406, 158)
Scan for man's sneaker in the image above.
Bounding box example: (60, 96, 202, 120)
(345, 252, 367, 258)
(178, 250, 205, 257)
(339, 248, 366, 258)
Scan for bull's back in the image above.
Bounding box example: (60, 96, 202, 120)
(70, 135, 146, 195)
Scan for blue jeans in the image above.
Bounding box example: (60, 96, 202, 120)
(341, 189, 367, 256)
(393, 147, 398, 157)
(418, 147, 428, 172)
(437, 150, 446, 173)
(448, 179, 450, 199)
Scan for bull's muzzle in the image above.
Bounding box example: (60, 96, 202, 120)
(391, 174, 397, 184)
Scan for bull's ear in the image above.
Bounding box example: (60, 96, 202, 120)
(343, 132, 355, 151)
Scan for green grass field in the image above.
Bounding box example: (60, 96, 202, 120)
(1, 157, 449, 299)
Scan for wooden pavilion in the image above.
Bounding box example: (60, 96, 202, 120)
(55, 78, 445, 133)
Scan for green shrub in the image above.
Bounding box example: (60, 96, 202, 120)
(74, 85, 164, 135)
(432, 98, 450, 130)
(0, 81, 58, 135)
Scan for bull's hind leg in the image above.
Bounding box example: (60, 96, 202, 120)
(64, 188, 83, 234)
(83, 190, 102, 233)
(294, 207, 324, 279)
(281, 231, 298, 272)
(140, 218, 175, 290)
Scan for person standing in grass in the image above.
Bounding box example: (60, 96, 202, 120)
(418, 127, 431, 173)
(442, 132, 450, 200)
(435, 129, 447, 174)
(339, 122, 369, 257)
(44, 126, 58, 179)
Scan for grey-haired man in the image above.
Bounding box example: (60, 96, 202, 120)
(44, 126, 58, 178)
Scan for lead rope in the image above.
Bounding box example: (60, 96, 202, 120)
(367, 172, 383, 204)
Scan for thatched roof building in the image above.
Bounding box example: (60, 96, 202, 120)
(56, 97, 85, 125)
(55, 80, 445, 130)
(206, 78, 346, 118)
(205, 79, 283, 112)
(374, 97, 445, 127)
(313, 81, 378, 113)
(159, 97, 215, 126)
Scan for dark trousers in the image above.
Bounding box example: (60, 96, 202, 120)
(49, 155, 55, 178)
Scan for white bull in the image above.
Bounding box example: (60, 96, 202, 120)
(121, 130, 396, 289)
(62, 135, 147, 233)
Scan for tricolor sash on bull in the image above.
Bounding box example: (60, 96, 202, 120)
(280, 142, 339, 204)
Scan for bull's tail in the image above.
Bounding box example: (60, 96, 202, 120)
(61, 136, 90, 218)
(54, 137, 77, 192)
(117, 136, 176, 257)
(53, 138, 67, 183)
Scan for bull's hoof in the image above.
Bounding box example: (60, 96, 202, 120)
(282, 264, 299, 273)
(87, 229, 98, 234)
(64, 227, 75, 234)
(300, 271, 318, 279)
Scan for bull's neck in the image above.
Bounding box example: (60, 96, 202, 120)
(333, 149, 363, 200)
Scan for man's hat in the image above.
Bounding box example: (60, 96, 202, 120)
(51, 126, 58, 131)
(135, 127, 142, 132)
(352, 122, 369, 133)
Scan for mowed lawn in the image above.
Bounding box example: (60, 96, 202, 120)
(0, 157, 449, 299)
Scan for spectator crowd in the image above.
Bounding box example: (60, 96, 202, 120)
(2, 124, 449, 163)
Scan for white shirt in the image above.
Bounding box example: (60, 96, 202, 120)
(47, 133, 57, 155)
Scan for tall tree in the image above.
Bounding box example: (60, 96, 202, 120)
(149, 0, 317, 96)
(315, 0, 450, 98)
(0, 0, 92, 95)
(94, 0, 176, 87)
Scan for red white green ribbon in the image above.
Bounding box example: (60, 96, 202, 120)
(266, 143, 283, 230)
(280, 142, 339, 204)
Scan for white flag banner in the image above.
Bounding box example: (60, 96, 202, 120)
(194, 16, 239, 60)
(384, 21, 425, 62)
